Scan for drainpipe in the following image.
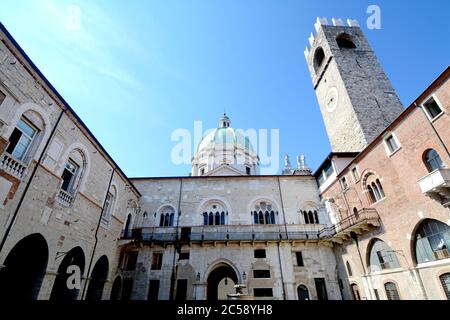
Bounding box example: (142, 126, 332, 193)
(276, 177, 288, 299)
(0, 107, 66, 254)
(169, 178, 183, 300)
(81, 167, 116, 299)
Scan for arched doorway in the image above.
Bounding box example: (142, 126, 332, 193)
(297, 284, 309, 300)
(110, 276, 122, 300)
(50, 246, 85, 301)
(206, 264, 238, 300)
(0, 233, 49, 300)
(86, 255, 109, 300)
(350, 283, 361, 300)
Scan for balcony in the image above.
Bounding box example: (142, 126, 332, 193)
(318, 208, 381, 244)
(56, 189, 75, 207)
(0, 152, 27, 179)
(417, 168, 450, 207)
(120, 224, 323, 245)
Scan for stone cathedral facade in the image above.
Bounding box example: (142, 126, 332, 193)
(0, 17, 449, 301)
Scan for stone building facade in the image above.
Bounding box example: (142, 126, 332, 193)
(0, 23, 140, 300)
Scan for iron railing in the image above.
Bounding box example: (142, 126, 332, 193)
(120, 208, 380, 243)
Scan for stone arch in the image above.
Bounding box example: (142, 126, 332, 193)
(4, 102, 52, 162)
(86, 255, 109, 300)
(50, 246, 86, 301)
(297, 283, 310, 300)
(58, 142, 91, 193)
(0, 233, 49, 300)
(110, 275, 122, 300)
(205, 260, 240, 300)
(411, 218, 450, 265)
(366, 238, 401, 273)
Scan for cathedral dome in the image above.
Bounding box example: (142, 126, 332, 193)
(192, 114, 259, 176)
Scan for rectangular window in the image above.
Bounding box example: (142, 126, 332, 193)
(324, 161, 334, 178)
(246, 166, 251, 175)
(253, 270, 271, 278)
(175, 279, 188, 300)
(6, 118, 38, 161)
(385, 134, 399, 154)
(123, 252, 138, 271)
(296, 251, 304, 267)
(423, 97, 443, 119)
(179, 252, 190, 260)
(0, 90, 5, 105)
(254, 249, 266, 259)
(61, 159, 79, 192)
(351, 167, 360, 182)
(147, 280, 160, 300)
(200, 167, 205, 175)
(314, 278, 328, 300)
(253, 288, 273, 297)
(340, 176, 348, 190)
(151, 252, 163, 270)
(102, 192, 113, 220)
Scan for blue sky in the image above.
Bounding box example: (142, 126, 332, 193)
(1, 0, 449, 177)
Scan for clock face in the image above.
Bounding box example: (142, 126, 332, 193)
(325, 87, 339, 113)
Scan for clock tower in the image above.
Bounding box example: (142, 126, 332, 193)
(305, 18, 404, 152)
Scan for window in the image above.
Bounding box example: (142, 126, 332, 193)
(252, 201, 276, 225)
(253, 270, 271, 278)
(0, 90, 5, 105)
(368, 239, 401, 272)
(200, 167, 205, 175)
(246, 166, 251, 175)
(351, 284, 361, 300)
(175, 279, 188, 300)
(151, 252, 163, 270)
(179, 252, 190, 260)
(340, 176, 348, 190)
(385, 134, 400, 154)
(414, 219, 450, 264)
(122, 252, 138, 271)
(384, 282, 400, 300)
(314, 47, 325, 72)
(423, 97, 443, 119)
(302, 210, 319, 224)
(439, 273, 450, 300)
(297, 285, 309, 300)
(254, 249, 266, 259)
(424, 149, 444, 172)
(366, 176, 385, 204)
(101, 192, 114, 222)
(147, 280, 160, 300)
(296, 252, 304, 267)
(60, 159, 79, 193)
(346, 261, 353, 277)
(314, 278, 328, 300)
(336, 33, 357, 49)
(203, 211, 225, 226)
(6, 118, 38, 161)
(253, 288, 273, 297)
(351, 167, 360, 182)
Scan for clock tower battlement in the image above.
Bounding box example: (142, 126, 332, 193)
(304, 18, 404, 152)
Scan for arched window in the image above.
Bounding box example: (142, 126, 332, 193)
(101, 186, 116, 224)
(336, 33, 357, 49)
(314, 47, 325, 72)
(346, 261, 353, 277)
(424, 149, 444, 172)
(365, 174, 385, 204)
(368, 239, 401, 272)
(350, 284, 361, 300)
(302, 209, 319, 224)
(297, 284, 309, 300)
(414, 219, 450, 264)
(439, 273, 450, 300)
(314, 211, 319, 224)
(384, 282, 400, 300)
(202, 201, 228, 226)
(158, 206, 175, 227)
(252, 201, 277, 225)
